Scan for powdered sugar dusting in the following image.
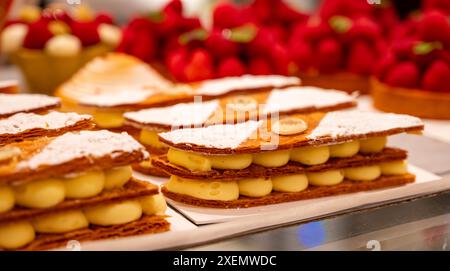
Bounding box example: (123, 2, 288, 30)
(0, 94, 60, 115)
(159, 120, 262, 149)
(263, 86, 355, 114)
(307, 111, 424, 139)
(0, 111, 91, 135)
(195, 75, 300, 96)
(125, 100, 219, 127)
(19, 130, 148, 170)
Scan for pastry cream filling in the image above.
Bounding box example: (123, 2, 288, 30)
(167, 148, 212, 172)
(290, 146, 330, 165)
(63, 170, 105, 199)
(330, 141, 360, 158)
(139, 194, 168, 215)
(380, 160, 408, 175)
(139, 159, 153, 169)
(166, 175, 239, 201)
(252, 150, 290, 168)
(140, 129, 166, 149)
(92, 110, 125, 128)
(104, 166, 132, 190)
(238, 178, 273, 197)
(84, 200, 143, 226)
(32, 210, 89, 234)
(14, 179, 66, 209)
(344, 165, 381, 182)
(272, 174, 308, 193)
(209, 153, 253, 170)
(166, 137, 389, 171)
(0, 221, 35, 249)
(359, 137, 387, 153)
(0, 186, 14, 213)
(307, 170, 345, 186)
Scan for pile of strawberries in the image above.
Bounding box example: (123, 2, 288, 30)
(375, 8, 450, 92)
(6, 6, 116, 50)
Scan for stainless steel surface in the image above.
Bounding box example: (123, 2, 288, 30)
(189, 135, 450, 251)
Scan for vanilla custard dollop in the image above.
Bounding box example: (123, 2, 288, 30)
(344, 165, 381, 181)
(209, 153, 253, 170)
(252, 150, 290, 168)
(84, 200, 143, 226)
(307, 170, 345, 186)
(92, 111, 125, 128)
(166, 175, 239, 201)
(104, 166, 132, 190)
(0, 186, 14, 213)
(0, 221, 35, 249)
(63, 170, 105, 199)
(330, 141, 360, 158)
(238, 178, 273, 197)
(290, 146, 330, 165)
(140, 129, 166, 149)
(14, 179, 66, 208)
(380, 160, 408, 175)
(167, 148, 212, 171)
(359, 137, 387, 153)
(272, 174, 308, 192)
(32, 210, 89, 234)
(139, 194, 167, 215)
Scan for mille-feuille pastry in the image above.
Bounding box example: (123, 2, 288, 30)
(55, 53, 300, 129)
(152, 111, 424, 208)
(124, 86, 357, 176)
(0, 93, 60, 118)
(0, 80, 19, 94)
(0, 111, 94, 147)
(0, 130, 169, 250)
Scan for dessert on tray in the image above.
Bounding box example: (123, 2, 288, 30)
(124, 86, 356, 176)
(0, 93, 60, 118)
(55, 53, 300, 129)
(0, 80, 19, 94)
(0, 130, 169, 250)
(151, 111, 424, 208)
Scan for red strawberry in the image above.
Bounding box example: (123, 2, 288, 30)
(180, 17, 202, 32)
(183, 49, 214, 82)
(301, 18, 333, 43)
(71, 20, 100, 46)
(316, 38, 343, 73)
(274, 0, 308, 24)
(391, 38, 417, 61)
(95, 12, 114, 25)
(422, 60, 450, 92)
(157, 9, 181, 35)
(23, 19, 53, 49)
(217, 57, 246, 77)
(343, 17, 381, 43)
(374, 52, 397, 81)
(247, 27, 277, 57)
(319, 0, 372, 20)
(267, 24, 287, 43)
(128, 33, 156, 62)
(248, 58, 272, 75)
(419, 10, 450, 48)
(205, 29, 239, 58)
(164, 0, 183, 15)
(213, 3, 243, 29)
(384, 62, 420, 89)
(347, 40, 377, 75)
(165, 47, 188, 81)
(288, 38, 313, 71)
(422, 0, 450, 15)
(41, 9, 72, 24)
(269, 42, 293, 75)
(250, 0, 273, 24)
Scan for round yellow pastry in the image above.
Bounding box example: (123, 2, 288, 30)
(209, 153, 253, 170)
(167, 148, 212, 172)
(380, 160, 408, 175)
(329, 141, 360, 158)
(139, 194, 167, 215)
(360, 137, 387, 153)
(0, 186, 14, 213)
(98, 24, 122, 46)
(84, 200, 142, 226)
(291, 146, 330, 165)
(252, 150, 291, 167)
(64, 170, 105, 199)
(14, 179, 65, 208)
(32, 210, 89, 234)
(0, 221, 35, 249)
(166, 176, 239, 201)
(140, 129, 166, 149)
(272, 174, 308, 193)
(307, 170, 345, 186)
(0, 24, 28, 54)
(104, 166, 132, 190)
(344, 165, 381, 182)
(238, 178, 272, 197)
(45, 34, 81, 57)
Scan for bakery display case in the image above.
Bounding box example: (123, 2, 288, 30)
(1, 0, 450, 253)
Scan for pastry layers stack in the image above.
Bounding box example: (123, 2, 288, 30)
(0, 80, 19, 94)
(0, 130, 169, 250)
(0, 93, 61, 118)
(152, 111, 424, 208)
(55, 53, 301, 129)
(124, 86, 357, 176)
